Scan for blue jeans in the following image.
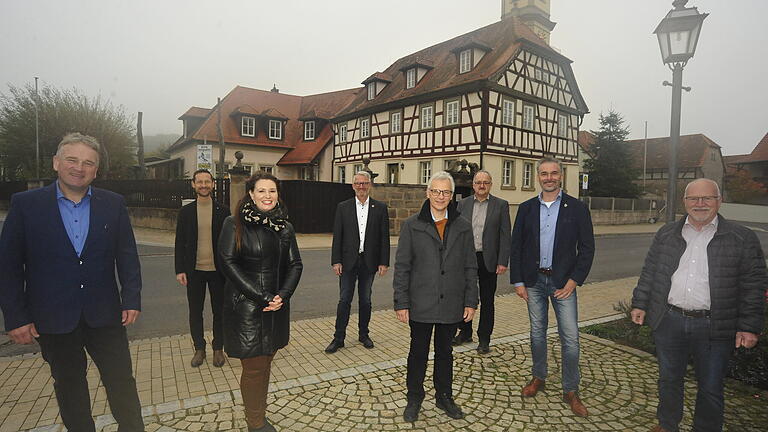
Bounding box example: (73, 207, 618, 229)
(653, 308, 733, 432)
(333, 258, 375, 341)
(526, 274, 580, 393)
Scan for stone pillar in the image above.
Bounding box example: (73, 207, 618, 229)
(227, 151, 250, 216)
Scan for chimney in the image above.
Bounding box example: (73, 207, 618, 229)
(271, 84, 279, 93)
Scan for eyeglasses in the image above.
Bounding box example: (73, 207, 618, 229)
(473, 181, 491, 186)
(429, 189, 453, 197)
(353, 182, 371, 186)
(684, 196, 720, 204)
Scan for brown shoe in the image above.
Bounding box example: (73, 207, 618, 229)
(213, 349, 226, 367)
(521, 377, 545, 397)
(563, 391, 588, 417)
(649, 426, 670, 432)
(190, 349, 206, 367)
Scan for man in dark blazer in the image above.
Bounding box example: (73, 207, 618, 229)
(453, 170, 511, 353)
(326, 171, 390, 353)
(0, 133, 144, 431)
(509, 156, 595, 417)
(175, 169, 230, 367)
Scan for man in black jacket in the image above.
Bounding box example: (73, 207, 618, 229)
(175, 169, 230, 367)
(631, 178, 766, 432)
(509, 156, 594, 417)
(326, 171, 390, 353)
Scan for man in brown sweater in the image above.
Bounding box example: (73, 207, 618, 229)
(174, 169, 230, 367)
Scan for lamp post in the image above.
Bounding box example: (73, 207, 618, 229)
(654, 0, 707, 222)
(34, 77, 40, 181)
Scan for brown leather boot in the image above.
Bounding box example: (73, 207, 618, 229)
(521, 377, 545, 397)
(563, 391, 588, 417)
(190, 349, 206, 367)
(241, 355, 274, 430)
(213, 350, 226, 367)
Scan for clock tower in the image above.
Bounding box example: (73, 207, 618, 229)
(501, 0, 556, 44)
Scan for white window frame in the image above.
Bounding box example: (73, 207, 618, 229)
(502, 159, 514, 186)
(523, 105, 535, 130)
(360, 118, 370, 138)
(523, 162, 533, 189)
(338, 124, 347, 143)
(367, 82, 376, 100)
(459, 49, 472, 73)
(241, 116, 255, 137)
(259, 165, 274, 174)
(268, 119, 282, 139)
(445, 100, 459, 126)
(338, 166, 346, 183)
(557, 112, 568, 137)
(304, 120, 315, 140)
(354, 163, 363, 174)
(534, 68, 542, 81)
(502, 99, 515, 126)
(390, 111, 402, 134)
(419, 161, 432, 185)
(420, 105, 434, 130)
(406, 68, 417, 89)
(443, 159, 457, 171)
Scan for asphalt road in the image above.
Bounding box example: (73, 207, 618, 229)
(1, 222, 766, 357)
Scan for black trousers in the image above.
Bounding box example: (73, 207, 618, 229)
(333, 256, 375, 341)
(37, 321, 144, 432)
(406, 320, 459, 402)
(187, 270, 225, 350)
(458, 252, 497, 342)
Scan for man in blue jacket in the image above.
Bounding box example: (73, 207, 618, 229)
(509, 156, 594, 417)
(0, 133, 144, 431)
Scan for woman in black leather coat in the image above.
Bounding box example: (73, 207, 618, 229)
(218, 172, 302, 432)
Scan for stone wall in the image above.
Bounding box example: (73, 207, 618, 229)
(128, 207, 180, 231)
(370, 184, 427, 235)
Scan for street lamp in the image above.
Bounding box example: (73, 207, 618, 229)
(34, 77, 40, 182)
(654, 0, 707, 222)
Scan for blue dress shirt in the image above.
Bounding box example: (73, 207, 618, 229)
(538, 191, 562, 270)
(56, 181, 92, 256)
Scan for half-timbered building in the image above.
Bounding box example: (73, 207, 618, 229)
(331, 13, 588, 203)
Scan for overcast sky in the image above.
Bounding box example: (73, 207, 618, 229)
(1, 0, 765, 155)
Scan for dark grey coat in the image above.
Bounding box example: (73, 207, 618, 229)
(631, 215, 766, 341)
(393, 200, 479, 323)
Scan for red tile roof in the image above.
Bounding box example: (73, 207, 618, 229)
(362, 72, 392, 85)
(746, 132, 768, 162)
(178, 107, 211, 120)
(624, 134, 721, 170)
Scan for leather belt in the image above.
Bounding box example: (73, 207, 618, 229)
(537, 267, 553, 276)
(668, 304, 710, 318)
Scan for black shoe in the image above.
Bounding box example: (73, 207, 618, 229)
(359, 336, 374, 349)
(451, 331, 473, 346)
(324, 339, 344, 353)
(403, 400, 421, 422)
(248, 417, 277, 432)
(435, 394, 464, 419)
(477, 340, 490, 354)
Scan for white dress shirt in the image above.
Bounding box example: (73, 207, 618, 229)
(668, 216, 718, 310)
(355, 197, 369, 253)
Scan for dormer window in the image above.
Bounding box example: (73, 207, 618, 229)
(304, 120, 315, 140)
(241, 116, 256, 137)
(269, 119, 282, 140)
(367, 83, 376, 100)
(459, 49, 472, 73)
(406, 68, 417, 89)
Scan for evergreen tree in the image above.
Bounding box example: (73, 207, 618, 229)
(583, 110, 641, 198)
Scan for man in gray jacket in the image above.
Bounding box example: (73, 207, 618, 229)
(394, 171, 479, 423)
(631, 178, 766, 432)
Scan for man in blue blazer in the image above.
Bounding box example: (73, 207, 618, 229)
(0, 133, 144, 431)
(509, 156, 594, 417)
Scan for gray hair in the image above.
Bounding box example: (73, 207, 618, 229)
(354, 171, 371, 182)
(427, 171, 455, 192)
(536, 156, 562, 174)
(473, 169, 492, 182)
(56, 133, 101, 163)
(684, 178, 721, 197)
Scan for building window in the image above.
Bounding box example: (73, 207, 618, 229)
(390, 111, 402, 134)
(215, 162, 230, 178)
(367, 82, 376, 100)
(523, 105, 535, 130)
(523, 162, 533, 189)
(360, 118, 370, 138)
(420, 105, 434, 130)
(338, 124, 347, 142)
(459, 49, 472, 73)
(354, 163, 363, 174)
(445, 100, 459, 126)
(259, 165, 274, 174)
(443, 159, 457, 171)
(300, 166, 316, 180)
(419, 161, 432, 184)
(534, 68, 542, 81)
(241, 116, 255, 137)
(269, 120, 282, 139)
(502, 99, 515, 126)
(502, 160, 514, 186)
(406, 68, 417, 89)
(557, 112, 568, 137)
(338, 166, 346, 183)
(710, 150, 716, 161)
(243, 164, 254, 174)
(304, 121, 315, 140)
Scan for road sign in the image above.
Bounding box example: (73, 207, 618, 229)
(197, 144, 212, 171)
(582, 173, 589, 189)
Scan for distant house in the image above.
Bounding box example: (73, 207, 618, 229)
(723, 132, 768, 204)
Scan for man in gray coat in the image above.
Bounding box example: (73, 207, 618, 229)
(631, 178, 766, 432)
(453, 170, 511, 353)
(394, 171, 479, 423)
